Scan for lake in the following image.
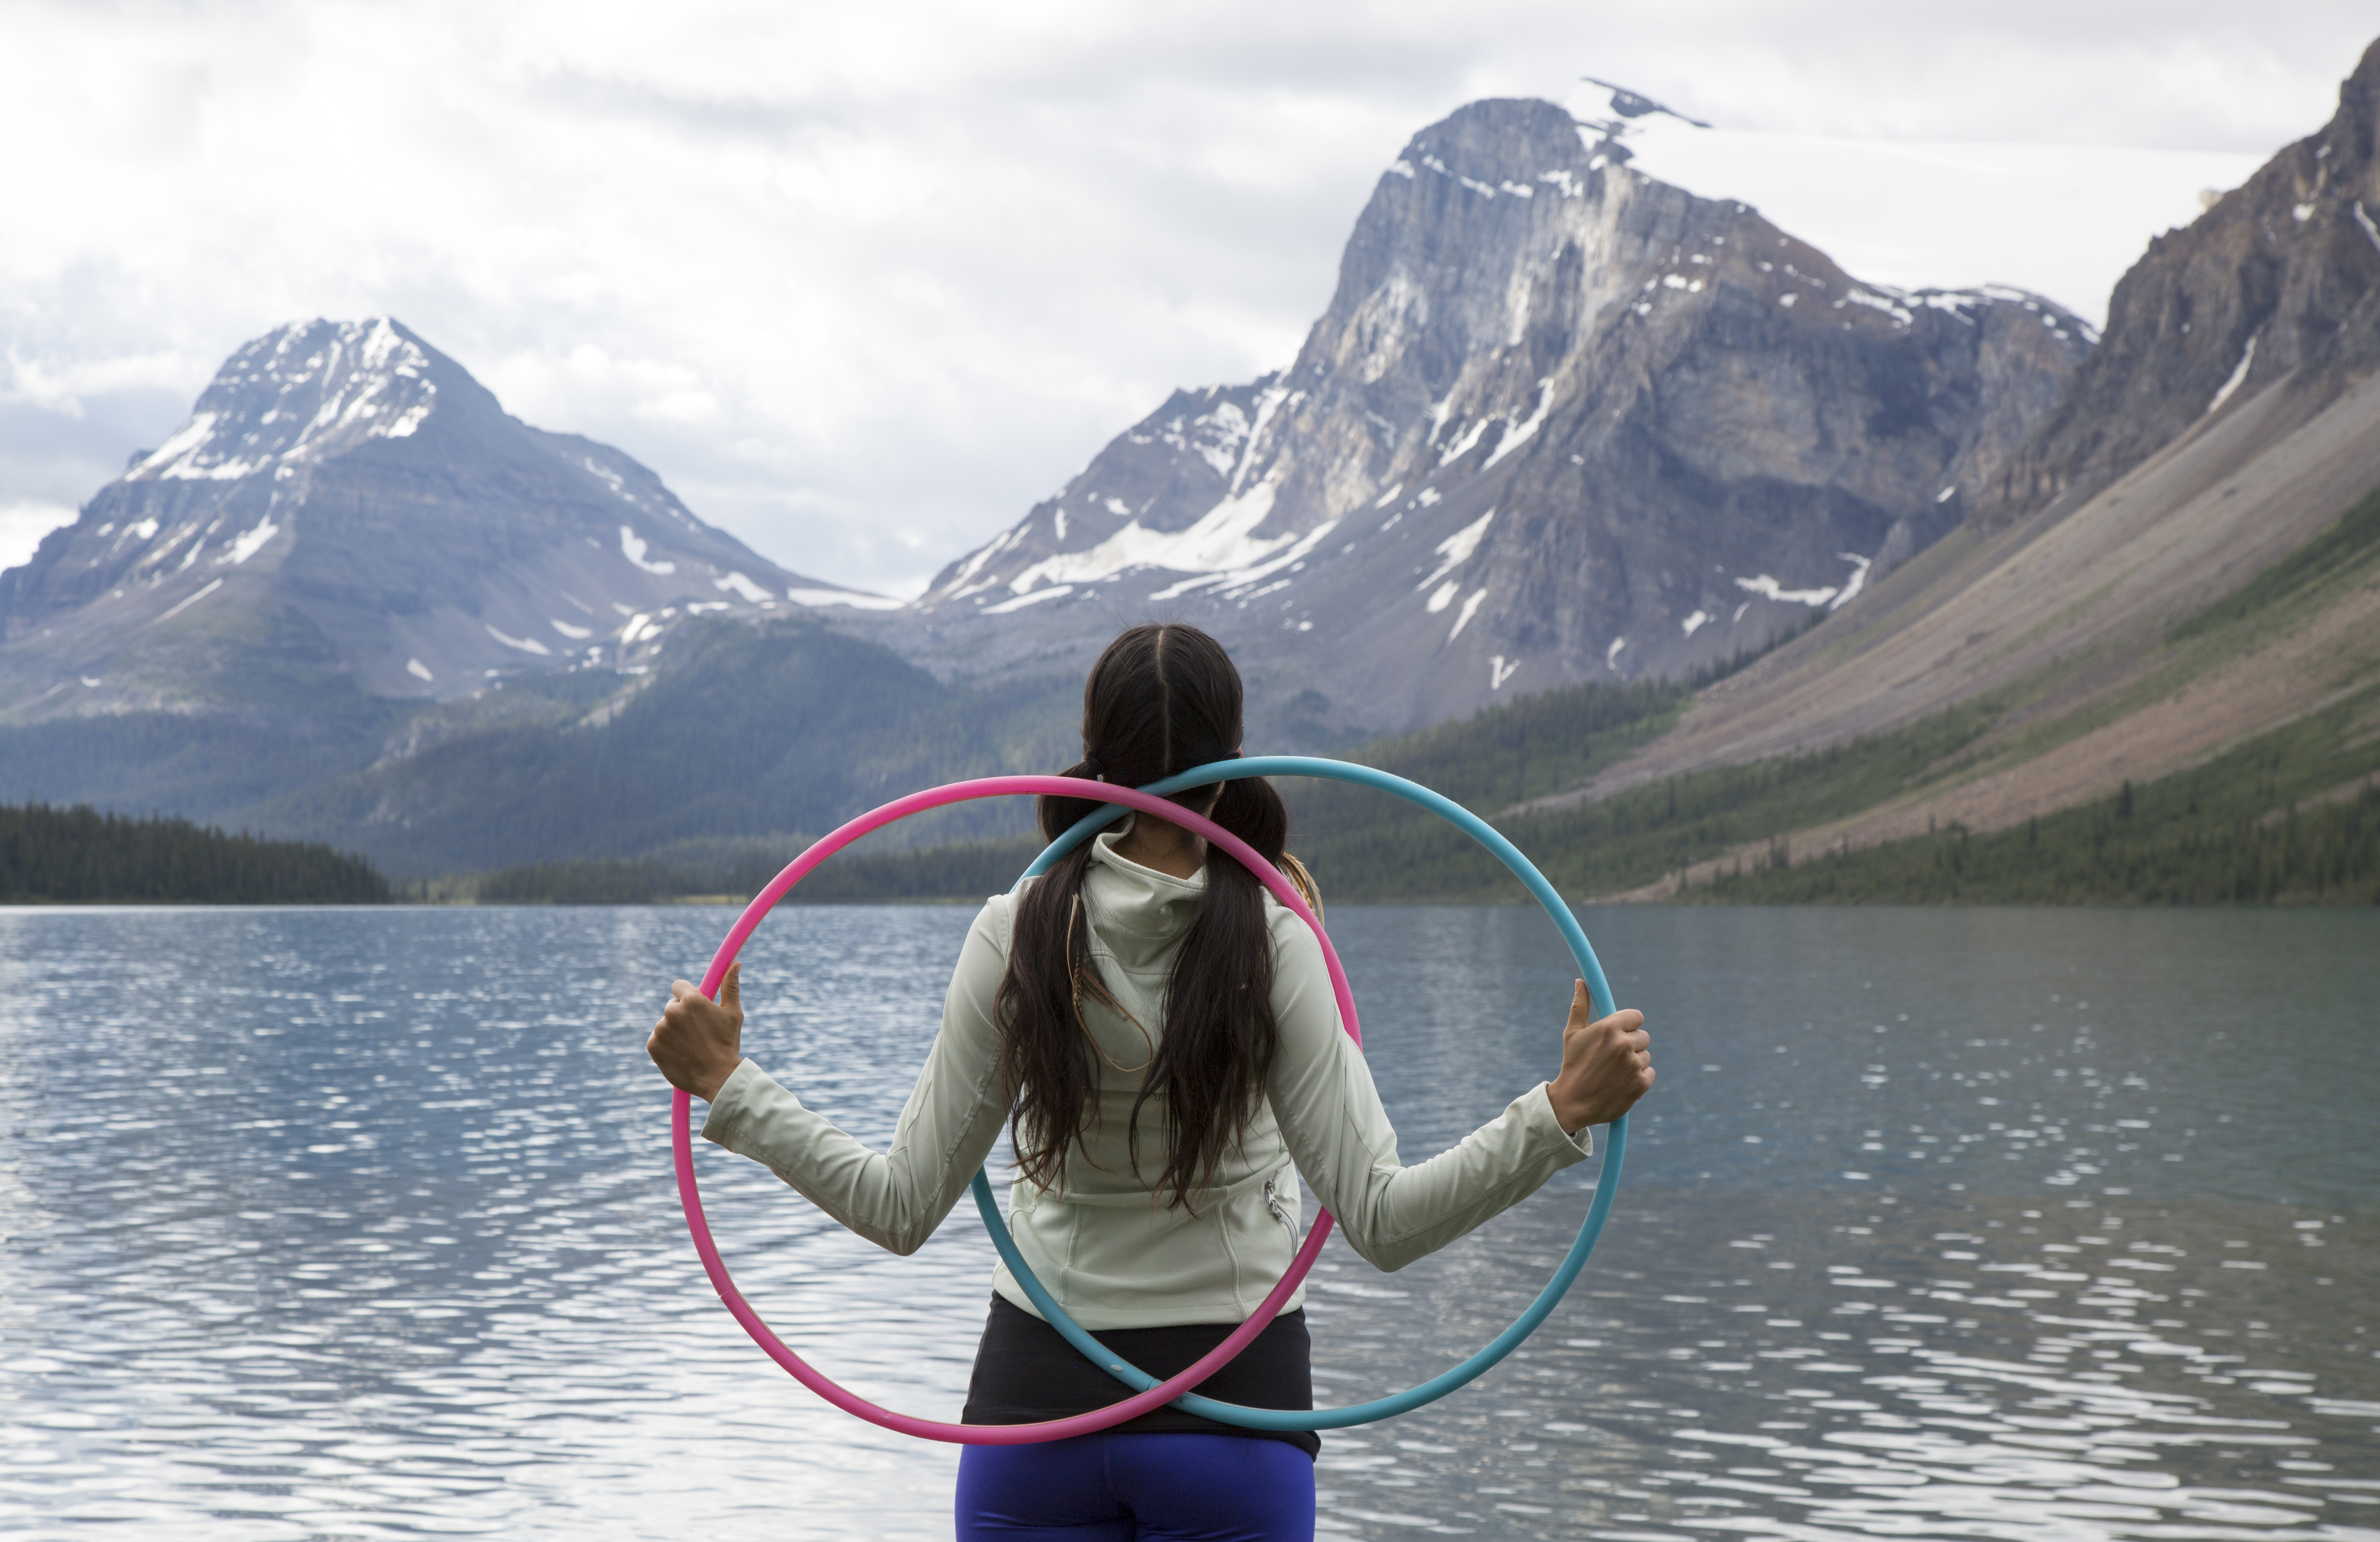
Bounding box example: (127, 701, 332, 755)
(1, 903, 2374, 1540)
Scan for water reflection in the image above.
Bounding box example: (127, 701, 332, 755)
(0, 905, 2371, 1540)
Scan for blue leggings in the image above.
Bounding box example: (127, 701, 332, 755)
(955, 1433, 1315, 1541)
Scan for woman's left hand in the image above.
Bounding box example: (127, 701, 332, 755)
(647, 962, 744, 1101)
(1546, 979, 1651, 1135)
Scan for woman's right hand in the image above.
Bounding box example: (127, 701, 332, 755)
(1546, 980, 1652, 1136)
(647, 961, 745, 1102)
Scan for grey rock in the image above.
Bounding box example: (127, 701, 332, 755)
(885, 96, 2092, 737)
(1983, 38, 2380, 521)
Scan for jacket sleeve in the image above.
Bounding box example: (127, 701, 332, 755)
(1262, 908, 1593, 1273)
(697, 898, 1014, 1256)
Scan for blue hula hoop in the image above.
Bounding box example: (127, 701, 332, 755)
(966, 754, 1628, 1431)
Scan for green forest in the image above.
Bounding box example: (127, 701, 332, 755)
(0, 802, 389, 904)
(1293, 697, 2007, 902)
(476, 835, 1041, 906)
(1682, 692, 2380, 905)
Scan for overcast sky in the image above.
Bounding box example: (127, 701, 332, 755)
(2, 3, 2372, 594)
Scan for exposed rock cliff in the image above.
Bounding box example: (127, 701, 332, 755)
(1983, 39, 2380, 521)
(894, 93, 2092, 734)
(1512, 41, 2380, 873)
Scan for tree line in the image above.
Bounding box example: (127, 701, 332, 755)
(1681, 703, 2380, 906)
(0, 802, 389, 904)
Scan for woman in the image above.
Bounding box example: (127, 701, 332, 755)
(648, 623, 1654, 1542)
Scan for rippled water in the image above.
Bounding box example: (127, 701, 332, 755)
(1, 904, 2373, 1540)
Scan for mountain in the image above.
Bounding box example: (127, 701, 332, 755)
(15, 44, 2370, 891)
(0, 317, 882, 720)
(238, 615, 1078, 877)
(1984, 48, 2380, 523)
(880, 90, 2093, 737)
(1491, 39, 2380, 883)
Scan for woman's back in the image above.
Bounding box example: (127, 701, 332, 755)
(989, 828, 1315, 1328)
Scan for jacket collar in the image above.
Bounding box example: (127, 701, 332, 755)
(1083, 823, 1206, 950)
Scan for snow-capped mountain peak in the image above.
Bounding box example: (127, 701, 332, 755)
(0, 319, 869, 717)
(127, 318, 439, 484)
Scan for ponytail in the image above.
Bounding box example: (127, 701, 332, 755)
(993, 625, 1313, 1209)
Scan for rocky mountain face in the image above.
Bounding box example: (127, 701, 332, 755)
(887, 92, 2093, 735)
(1983, 39, 2380, 523)
(1522, 39, 2380, 874)
(0, 318, 874, 722)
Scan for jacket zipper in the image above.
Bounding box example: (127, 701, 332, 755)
(1262, 1174, 1297, 1245)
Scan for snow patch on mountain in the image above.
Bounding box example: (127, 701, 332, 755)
(984, 585, 1075, 614)
(1828, 553, 1874, 611)
(789, 587, 906, 611)
(1004, 481, 1299, 598)
(1734, 552, 1876, 611)
(1417, 509, 1495, 591)
(485, 624, 553, 656)
(153, 578, 222, 625)
(712, 570, 772, 604)
(1147, 515, 1339, 603)
(2205, 335, 2257, 416)
(1227, 386, 1291, 494)
(1480, 382, 1556, 469)
(1733, 572, 1840, 607)
(219, 520, 279, 566)
(1447, 588, 1488, 641)
(135, 414, 222, 479)
(619, 525, 676, 575)
(1437, 414, 1495, 466)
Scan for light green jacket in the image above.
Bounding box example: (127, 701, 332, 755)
(702, 828, 1593, 1331)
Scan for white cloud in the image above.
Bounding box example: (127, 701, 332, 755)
(0, 1, 2369, 595)
(1574, 83, 2265, 318)
(0, 501, 80, 573)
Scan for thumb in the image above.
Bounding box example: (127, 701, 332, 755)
(721, 961, 742, 1014)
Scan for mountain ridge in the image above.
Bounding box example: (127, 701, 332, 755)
(877, 92, 2093, 737)
(1490, 41, 2380, 886)
(1981, 39, 2380, 526)
(0, 317, 882, 721)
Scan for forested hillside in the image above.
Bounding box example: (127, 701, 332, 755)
(243, 614, 1082, 876)
(1681, 695, 2380, 905)
(473, 671, 1690, 904)
(0, 804, 388, 903)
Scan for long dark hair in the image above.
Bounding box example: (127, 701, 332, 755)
(995, 623, 1316, 1209)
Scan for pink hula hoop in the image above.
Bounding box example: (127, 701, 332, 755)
(672, 774, 1365, 1445)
